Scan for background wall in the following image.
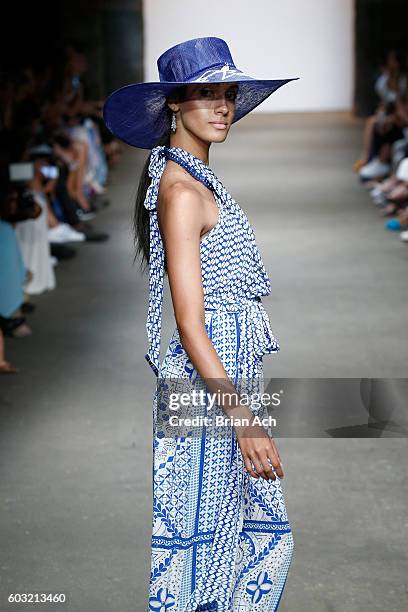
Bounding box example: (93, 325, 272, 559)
(143, 0, 355, 113)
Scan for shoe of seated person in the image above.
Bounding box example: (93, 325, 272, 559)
(384, 218, 408, 231)
(59, 223, 86, 242)
(372, 193, 388, 206)
(0, 360, 19, 374)
(369, 184, 382, 197)
(1, 318, 31, 338)
(76, 208, 96, 221)
(9, 322, 32, 338)
(48, 225, 66, 243)
(359, 157, 391, 180)
(400, 230, 408, 242)
(48, 224, 74, 243)
(369, 184, 388, 205)
(0, 315, 25, 335)
(48, 224, 85, 243)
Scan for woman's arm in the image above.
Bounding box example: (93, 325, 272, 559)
(157, 182, 284, 481)
(158, 181, 230, 380)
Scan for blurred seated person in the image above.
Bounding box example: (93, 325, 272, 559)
(354, 50, 407, 173)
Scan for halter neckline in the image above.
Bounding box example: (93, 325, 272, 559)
(163, 146, 216, 191)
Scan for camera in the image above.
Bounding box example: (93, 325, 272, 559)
(40, 165, 59, 180)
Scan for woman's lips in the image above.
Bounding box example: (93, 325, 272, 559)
(209, 122, 228, 130)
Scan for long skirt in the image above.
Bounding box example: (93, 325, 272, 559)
(148, 307, 294, 612)
(0, 220, 26, 317)
(15, 194, 56, 295)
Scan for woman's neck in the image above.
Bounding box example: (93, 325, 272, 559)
(169, 134, 210, 165)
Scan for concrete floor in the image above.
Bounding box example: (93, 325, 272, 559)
(1, 113, 407, 611)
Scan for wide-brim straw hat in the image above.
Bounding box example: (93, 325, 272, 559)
(103, 36, 298, 149)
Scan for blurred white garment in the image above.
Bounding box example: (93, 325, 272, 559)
(396, 157, 408, 181)
(374, 72, 407, 104)
(15, 190, 56, 295)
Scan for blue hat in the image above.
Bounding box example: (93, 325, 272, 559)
(103, 36, 298, 149)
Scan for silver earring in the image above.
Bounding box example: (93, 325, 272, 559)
(171, 111, 177, 132)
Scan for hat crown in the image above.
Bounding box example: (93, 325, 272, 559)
(157, 37, 236, 83)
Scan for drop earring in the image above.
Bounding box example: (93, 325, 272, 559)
(171, 111, 177, 132)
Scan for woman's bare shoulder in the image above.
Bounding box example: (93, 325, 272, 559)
(157, 163, 205, 220)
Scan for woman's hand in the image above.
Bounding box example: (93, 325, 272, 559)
(232, 404, 284, 481)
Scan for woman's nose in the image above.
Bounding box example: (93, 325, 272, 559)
(215, 96, 229, 113)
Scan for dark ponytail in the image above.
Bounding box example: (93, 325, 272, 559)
(133, 130, 170, 276)
(133, 86, 187, 275)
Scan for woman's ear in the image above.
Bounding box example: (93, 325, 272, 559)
(166, 101, 179, 113)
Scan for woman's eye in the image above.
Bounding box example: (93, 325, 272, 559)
(197, 88, 237, 101)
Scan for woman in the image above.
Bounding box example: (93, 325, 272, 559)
(104, 37, 297, 611)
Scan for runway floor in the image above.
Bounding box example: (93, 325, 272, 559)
(1, 112, 407, 611)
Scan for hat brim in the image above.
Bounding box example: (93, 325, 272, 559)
(103, 77, 299, 149)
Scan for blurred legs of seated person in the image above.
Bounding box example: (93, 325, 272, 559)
(56, 134, 92, 212)
(353, 113, 380, 171)
(378, 184, 408, 216)
(359, 106, 405, 181)
(376, 157, 408, 215)
(46, 199, 86, 243)
(0, 328, 18, 374)
(359, 143, 393, 182)
(70, 139, 92, 212)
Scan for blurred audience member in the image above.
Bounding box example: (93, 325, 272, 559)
(0, 42, 119, 370)
(355, 53, 408, 244)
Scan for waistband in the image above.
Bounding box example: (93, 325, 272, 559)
(204, 293, 261, 312)
(203, 293, 280, 376)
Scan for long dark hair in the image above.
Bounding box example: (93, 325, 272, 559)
(133, 86, 187, 276)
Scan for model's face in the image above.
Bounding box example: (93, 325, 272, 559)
(168, 82, 238, 144)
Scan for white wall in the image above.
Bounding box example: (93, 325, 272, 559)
(143, 0, 354, 113)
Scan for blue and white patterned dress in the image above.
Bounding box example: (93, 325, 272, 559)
(144, 146, 294, 611)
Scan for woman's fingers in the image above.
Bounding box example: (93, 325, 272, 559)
(253, 442, 284, 480)
(238, 429, 285, 480)
(250, 454, 269, 480)
(243, 454, 259, 479)
(255, 453, 275, 480)
(269, 439, 284, 478)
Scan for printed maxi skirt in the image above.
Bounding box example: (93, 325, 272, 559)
(148, 304, 294, 612)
